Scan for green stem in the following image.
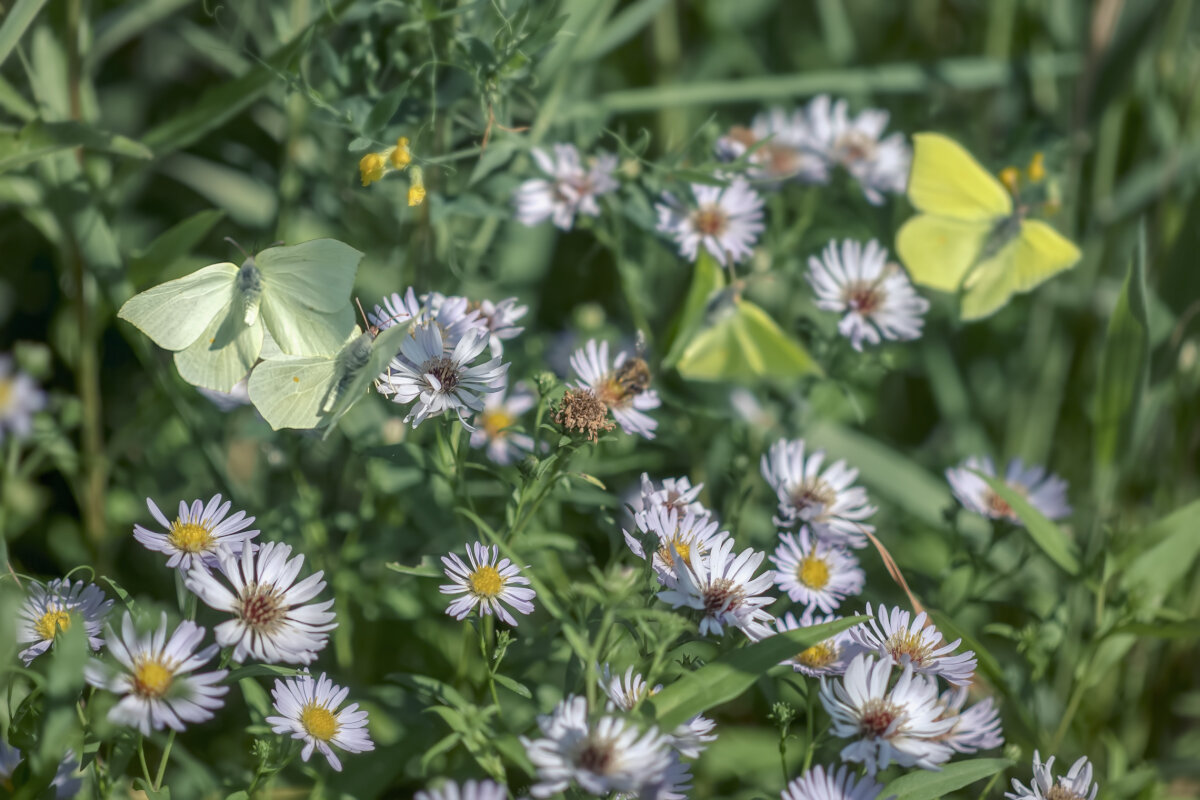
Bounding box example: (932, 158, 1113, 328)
(802, 687, 817, 772)
(137, 736, 153, 788)
(1051, 670, 1087, 752)
(154, 729, 176, 790)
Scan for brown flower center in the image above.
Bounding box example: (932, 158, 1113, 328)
(844, 281, 886, 315)
(858, 698, 899, 737)
(420, 356, 461, 392)
(789, 481, 837, 519)
(691, 205, 728, 236)
(1047, 785, 1086, 800)
(577, 739, 616, 774)
(835, 131, 876, 166)
(238, 585, 286, 632)
(702, 578, 745, 616)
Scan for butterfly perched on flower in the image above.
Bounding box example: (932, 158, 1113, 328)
(895, 133, 1081, 320)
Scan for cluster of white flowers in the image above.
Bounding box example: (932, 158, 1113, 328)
(946, 455, 1072, 524)
(514, 144, 619, 230)
(369, 288, 526, 430)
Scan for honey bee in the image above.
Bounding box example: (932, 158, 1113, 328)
(614, 357, 652, 397)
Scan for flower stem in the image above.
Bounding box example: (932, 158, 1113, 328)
(137, 736, 152, 788)
(154, 729, 176, 790)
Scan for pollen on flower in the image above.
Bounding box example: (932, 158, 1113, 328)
(554, 388, 614, 442)
(132, 658, 174, 698)
(168, 519, 214, 553)
(657, 538, 692, 568)
(300, 703, 339, 741)
(359, 152, 386, 187)
(420, 356, 461, 392)
(885, 630, 933, 666)
(1046, 785, 1086, 800)
(469, 565, 504, 598)
(34, 608, 72, 641)
(796, 555, 831, 589)
(795, 641, 837, 669)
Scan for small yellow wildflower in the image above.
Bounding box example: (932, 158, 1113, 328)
(999, 166, 1020, 195)
(1027, 151, 1046, 183)
(390, 137, 412, 169)
(408, 166, 426, 207)
(359, 152, 386, 187)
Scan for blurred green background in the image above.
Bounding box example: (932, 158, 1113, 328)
(1, 0, 1199, 797)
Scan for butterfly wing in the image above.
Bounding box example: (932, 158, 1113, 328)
(960, 220, 1081, 320)
(172, 299, 264, 391)
(320, 319, 415, 429)
(907, 133, 1013, 220)
(677, 298, 819, 382)
(259, 296, 356, 358)
(247, 354, 339, 431)
(895, 213, 993, 293)
(257, 239, 362, 356)
(117, 263, 238, 351)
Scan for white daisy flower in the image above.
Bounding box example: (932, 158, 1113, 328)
(933, 687, 1004, 753)
(17, 578, 112, 665)
(0, 355, 46, 443)
(265, 671, 374, 772)
(849, 603, 977, 687)
(645, 754, 694, 800)
(415, 779, 509, 800)
(185, 541, 336, 665)
(819, 654, 955, 775)
(655, 177, 765, 266)
(761, 438, 877, 548)
(475, 296, 528, 357)
(521, 695, 673, 798)
(946, 456, 1072, 523)
(1006, 752, 1098, 800)
(806, 95, 910, 205)
(132, 494, 259, 572)
(0, 744, 82, 799)
(636, 473, 710, 519)
(470, 381, 536, 465)
(781, 763, 893, 800)
(598, 666, 717, 758)
(514, 144, 619, 230)
(440, 541, 536, 626)
(383, 325, 508, 429)
(623, 505, 728, 586)
(807, 239, 929, 351)
(657, 535, 776, 640)
(716, 107, 829, 185)
(85, 612, 228, 735)
(369, 287, 423, 332)
(423, 292, 491, 349)
(770, 528, 865, 613)
(568, 339, 660, 439)
(772, 611, 862, 677)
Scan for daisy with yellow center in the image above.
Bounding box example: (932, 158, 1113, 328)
(266, 672, 374, 772)
(85, 612, 228, 736)
(850, 603, 978, 687)
(769, 528, 865, 614)
(623, 505, 727, 587)
(439, 541, 536, 626)
(469, 382, 536, 465)
(773, 611, 862, 678)
(133, 493, 259, 572)
(17, 578, 112, 665)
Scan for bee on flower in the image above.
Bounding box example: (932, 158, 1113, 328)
(564, 339, 660, 440)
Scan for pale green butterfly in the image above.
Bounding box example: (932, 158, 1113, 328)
(117, 239, 363, 392)
(247, 316, 412, 435)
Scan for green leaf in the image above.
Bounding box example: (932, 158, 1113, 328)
(1107, 620, 1200, 640)
(0, 120, 152, 172)
(648, 617, 862, 729)
(225, 664, 301, 682)
(128, 209, 226, 284)
(385, 559, 443, 578)
(365, 83, 408, 135)
(1094, 225, 1149, 487)
(1120, 499, 1200, 597)
(883, 757, 1013, 800)
(974, 472, 1080, 574)
(573, 0, 670, 61)
(0, 0, 49, 71)
(493, 673, 533, 699)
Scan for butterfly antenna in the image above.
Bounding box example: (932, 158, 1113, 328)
(355, 298, 376, 335)
(224, 237, 249, 259)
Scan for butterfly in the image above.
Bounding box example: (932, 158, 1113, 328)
(667, 253, 820, 382)
(117, 239, 363, 391)
(246, 317, 412, 435)
(895, 133, 1081, 320)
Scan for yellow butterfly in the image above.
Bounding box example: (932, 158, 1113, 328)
(895, 133, 1081, 320)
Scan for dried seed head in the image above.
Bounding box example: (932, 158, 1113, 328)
(554, 388, 615, 442)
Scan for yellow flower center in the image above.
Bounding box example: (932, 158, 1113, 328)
(481, 408, 515, 439)
(300, 703, 339, 741)
(133, 658, 174, 698)
(34, 608, 72, 641)
(1047, 785, 1085, 800)
(469, 565, 504, 598)
(168, 520, 214, 553)
(796, 555, 831, 590)
(657, 538, 693, 569)
(795, 641, 837, 669)
(885, 630, 933, 667)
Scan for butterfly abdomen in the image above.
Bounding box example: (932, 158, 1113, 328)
(322, 334, 373, 413)
(237, 258, 264, 326)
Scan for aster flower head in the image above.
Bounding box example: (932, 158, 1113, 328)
(762, 438, 877, 548)
(415, 780, 509, 800)
(383, 325, 508, 429)
(85, 612, 228, 735)
(770, 528, 865, 613)
(568, 339, 660, 439)
(17, 578, 112, 665)
(781, 763, 894, 800)
(850, 603, 978, 686)
(0, 744, 82, 799)
(807, 239, 929, 351)
(598, 666, 717, 758)
(636, 473, 710, 519)
(656, 535, 776, 640)
(806, 95, 910, 205)
(933, 687, 1004, 754)
(133, 494, 259, 572)
(185, 541, 336, 665)
(369, 287, 423, 333)
(655, 176, 765, 266)
(1006, 752, 1098, 800)
(265, 671, 374, 772)
(440, 541, 536, 626)
(946, 456, 1072, 524)
(0, 354, 46, 442)
(819, 653, 955, 775)
(423, 292, 492, 350)
(470, 381, 536, 465)
(773, 611, 862, 677)
(514, 144, 619, 230)
(716, 107, 829, 186)
(623, 504, 728, 586)
(475, 296, 529, 357)
(521, 695, 673, 798)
